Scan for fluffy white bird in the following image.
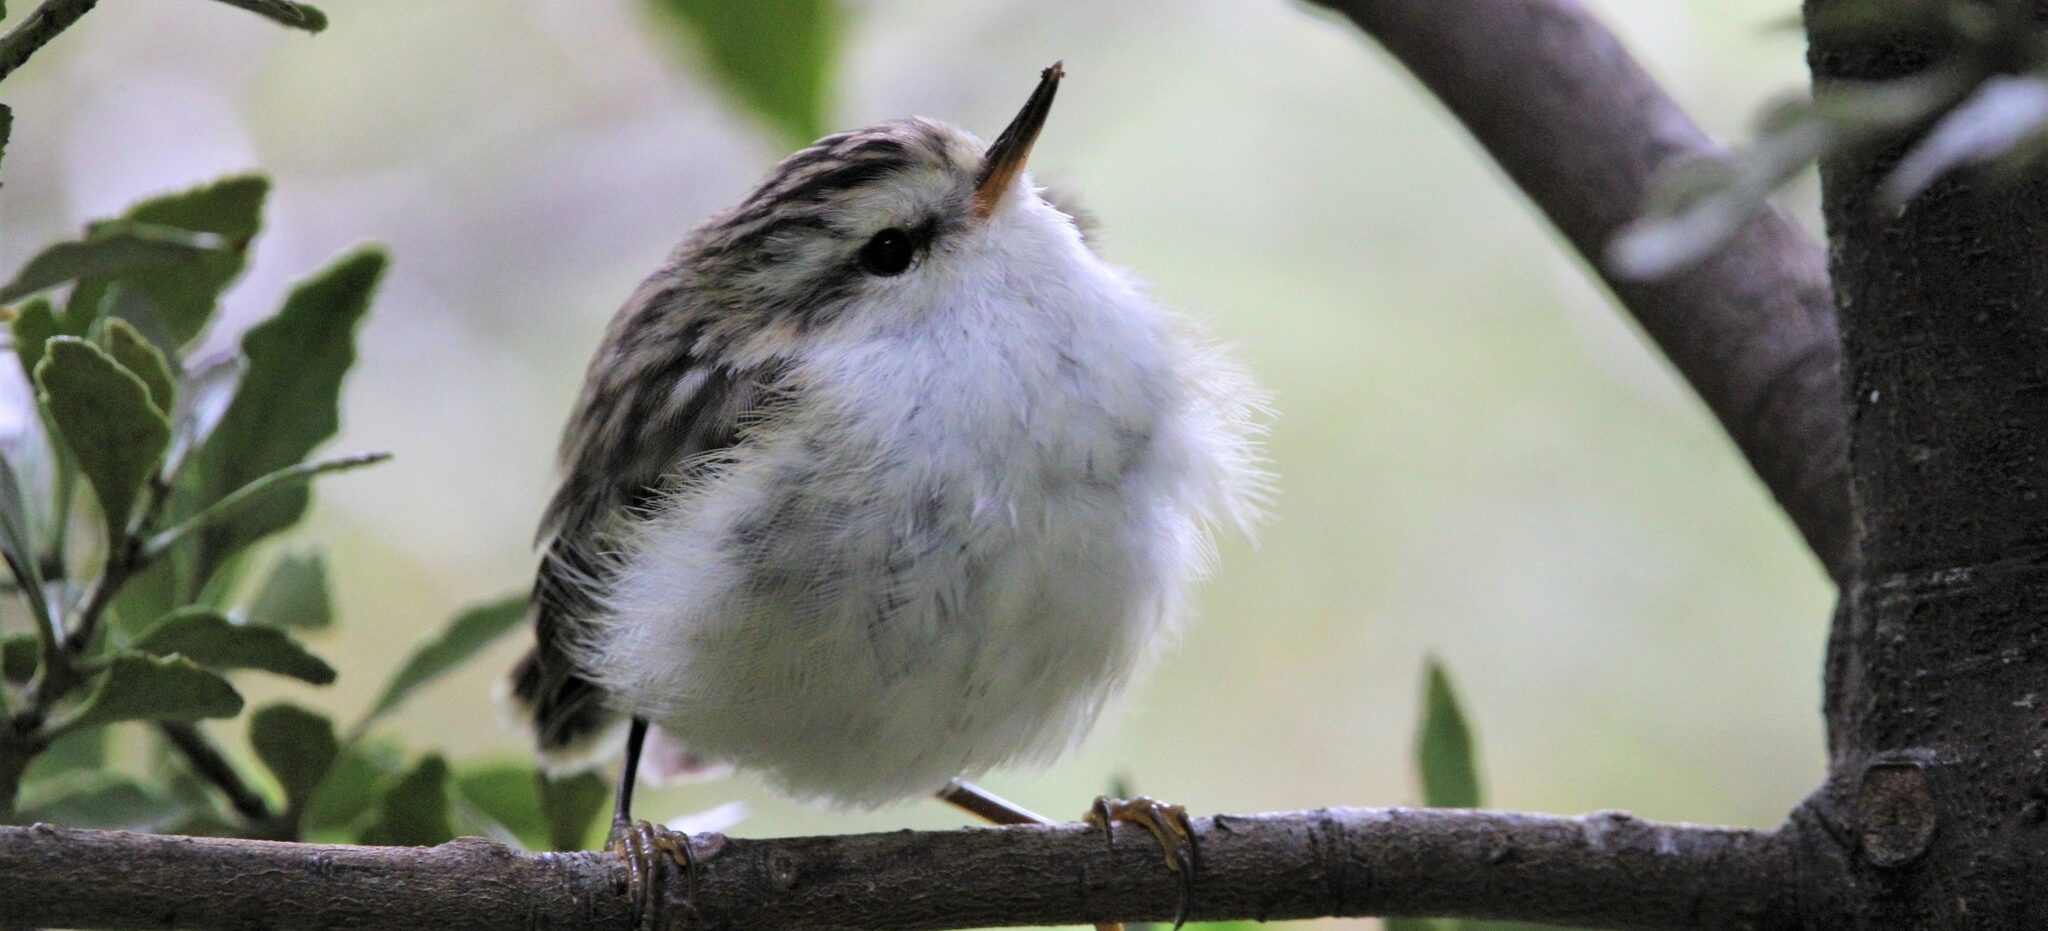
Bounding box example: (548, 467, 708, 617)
(505, 63, 1266, 913)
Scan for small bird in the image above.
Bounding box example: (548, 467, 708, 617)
(506, 62, 1266, 919)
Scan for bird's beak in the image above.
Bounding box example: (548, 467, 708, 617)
(972, 61, 1064, 221)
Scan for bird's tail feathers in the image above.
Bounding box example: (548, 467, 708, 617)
(498, 646, 627, 775)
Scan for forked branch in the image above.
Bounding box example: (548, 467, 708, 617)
(1307, 0, 1852, 580)
(1, 810, 1796, 931)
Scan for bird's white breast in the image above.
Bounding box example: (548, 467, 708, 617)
(579, 199, 1262, 806)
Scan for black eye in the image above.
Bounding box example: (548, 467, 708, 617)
(858, 228, 916, 276)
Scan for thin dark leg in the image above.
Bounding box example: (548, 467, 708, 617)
(615, 716, 649, 827)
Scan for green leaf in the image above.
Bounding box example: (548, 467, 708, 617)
(0, 223, 224, 304)
(19, 726, 106, 788)
(173, 247, 384, 585)
(16, 772, 187, 831)
(360, 754, 456, 847)
(359, 594, 526, 730)
(206, 0, 328, 32)
(246, 549, 332, 630)
(540, 770, 610, 851)
(249, 703, 339, 817)
(10, 297, 60, 385)
(101, 318, 175, 414)
(1416, 657, 1481, 810)
(454, 763, 551, 850)
(134, 608, 336, 684)
(34, 336, 171, 544)
(301, 740, 402, 840)
(86, 176, 269, 345)
(57, 653, 243, 733)
(647, 0, 841, 145)
(0, 633, 34, 683)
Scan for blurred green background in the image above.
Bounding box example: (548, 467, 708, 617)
(0, 0, 1832, 920)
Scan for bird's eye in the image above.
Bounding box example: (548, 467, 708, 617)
(858, 228, 916, 276)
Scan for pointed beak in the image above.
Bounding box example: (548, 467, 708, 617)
(972, 61, 1064, 220)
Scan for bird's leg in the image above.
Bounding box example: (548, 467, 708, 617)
(936, 778, 1054, 826)
(1088, 795, 1196, 930)
(938, 781, 1197, 931)
(608, 717, 696, 931)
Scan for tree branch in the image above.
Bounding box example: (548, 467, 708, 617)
(0, 809, 1797, 931)
(1306, 0, 1852, 580)
(0, 0, 100, 83)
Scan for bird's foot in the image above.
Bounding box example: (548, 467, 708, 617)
(1086, 796, 1197, 930)
(608, 818, 696, 931)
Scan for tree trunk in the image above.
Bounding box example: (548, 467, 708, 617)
(1790, 3, 2048, 925)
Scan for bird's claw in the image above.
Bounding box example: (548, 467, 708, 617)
(1086, 796, 1197, 930)
(608, 818, 696, 931)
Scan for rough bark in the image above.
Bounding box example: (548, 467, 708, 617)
(1783, 3, 2048, 925)
(0, 811, 1796, 931)
(1306, 0, 1853, 581)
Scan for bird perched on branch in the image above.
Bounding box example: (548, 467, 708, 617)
(505, 62, 1267, 923)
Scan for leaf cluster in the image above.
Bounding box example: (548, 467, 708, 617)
(0, 174, 603, 851)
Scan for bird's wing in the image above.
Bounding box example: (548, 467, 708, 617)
(513, 274, 781, 755)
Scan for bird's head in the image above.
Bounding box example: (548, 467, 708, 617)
(678, 63, 1087, 347)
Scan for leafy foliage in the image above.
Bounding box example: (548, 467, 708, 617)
(360, 754, 457, 847)
(0, 173, 560, 843)
(0, 175, 584, 848)
(0, 223, 228, 306)
(35, 336, 172, 544)
(647, 0, 842, 145)
(133, 608, 335, 684)
(167, 247, 384, 591)
(248, 703, 339, 819)
(54, 654, 243, 734)
(1612, 0, 2048, 278)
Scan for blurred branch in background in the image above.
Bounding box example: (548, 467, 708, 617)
(0, 808, 1798, 931)
(0, 0, 325, 84)
(1304, 0, 1852, 582)
(0, 0, 102, 84)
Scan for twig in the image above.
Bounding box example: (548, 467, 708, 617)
(60, 532, 136, 655)
(156, 722, 275, 826)
(142, 452, 391, 561)
(0, 0, 101, 83)
(0, 810, 1798, 931)
(1306, 0, 1851, 580)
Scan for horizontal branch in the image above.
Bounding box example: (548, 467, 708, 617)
(0, 808, 1798, 931)
(1308, 0, 1852, 580)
